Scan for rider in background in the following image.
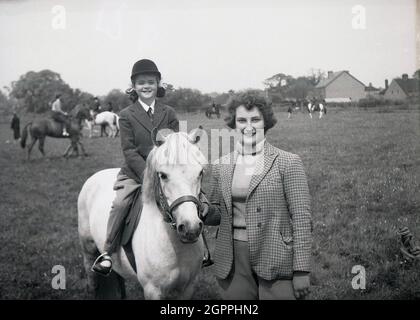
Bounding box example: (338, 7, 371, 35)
(10, 111, 20, 143)
(104, 101, 114, 112)
(51, 94, 69, 136)
(287, 104, 293, 119)
(92, 97, 102, 116)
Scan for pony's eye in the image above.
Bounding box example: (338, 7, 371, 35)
(159, 172, 168, 180)
(198, 170, 203, 179)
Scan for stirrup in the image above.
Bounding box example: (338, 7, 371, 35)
(91, 252, 113, 276)
(202, 255, 214, 268)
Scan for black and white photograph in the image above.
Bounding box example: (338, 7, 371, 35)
(0, 0, 419, 304)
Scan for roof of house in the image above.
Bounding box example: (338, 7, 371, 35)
(315, 71, 365, 88)
(394, 78, 420, 96)
(365, 84, 380, 92)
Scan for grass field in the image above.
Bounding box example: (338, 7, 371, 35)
(0, 105, 419, 299)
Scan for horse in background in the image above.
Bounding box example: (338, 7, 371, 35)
(205, 103, 221, 119)
(307, 101, 313, 119)
(305, 100, 327, 119)
(20, 103, 91, 160)
(86, 110, 120, 138)
(311, 101, 327, 119)
(78, 129, 207, 299)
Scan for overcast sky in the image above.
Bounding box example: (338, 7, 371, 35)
(0, 0, 417, 96)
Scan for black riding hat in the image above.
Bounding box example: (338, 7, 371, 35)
(131, 59, 161, 81)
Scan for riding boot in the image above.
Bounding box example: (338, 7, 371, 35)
(91, 205, 128, 277)
(63, 122, 70, 136)
(91, 176, 140, 276)
(91, 252, 113, 276)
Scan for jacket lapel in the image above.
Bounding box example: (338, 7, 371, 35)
(129, 101, 153, 132)
(153, 101, 168, 129)
(247, 142, 278, 201)
(220, 151, 238, 218)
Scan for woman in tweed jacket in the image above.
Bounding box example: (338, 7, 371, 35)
(204, 91, 312, 300)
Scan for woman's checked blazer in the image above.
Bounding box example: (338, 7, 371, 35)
(205, 142, 313, 280)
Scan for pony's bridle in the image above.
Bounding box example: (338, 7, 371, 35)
(154, 172, 204, 229)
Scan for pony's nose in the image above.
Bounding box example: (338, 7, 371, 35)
(177, 221, 203, 242)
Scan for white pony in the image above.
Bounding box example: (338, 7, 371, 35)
(86, 111, 120, 138)
(78, 129, 207, 299)
(307, 101, 326, 119)
(307, 102, 313, 119)
(318, 103, 325, 119)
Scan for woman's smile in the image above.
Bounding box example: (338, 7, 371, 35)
(235, 105, 265, 145)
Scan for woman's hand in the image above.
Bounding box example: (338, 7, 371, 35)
(293, 274, 310, 299)
(200, 201, 209, 218)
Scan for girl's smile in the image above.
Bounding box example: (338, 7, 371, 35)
(133, 74, 158, 105)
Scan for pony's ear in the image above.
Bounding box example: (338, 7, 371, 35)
(151, 127, 173, 146)
(188, 125, 204, 144)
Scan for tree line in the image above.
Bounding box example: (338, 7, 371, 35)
(0, 69, 228, 115)
(2, 68, 418, 116)
(0, 68, 325, 116)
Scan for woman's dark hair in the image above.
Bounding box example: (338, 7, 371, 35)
(126, 73, 165, 101)
(225, 90, 277, 131)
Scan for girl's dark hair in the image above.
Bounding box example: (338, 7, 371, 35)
(225, 90, 277, 131)
(126, 73, 165, 101)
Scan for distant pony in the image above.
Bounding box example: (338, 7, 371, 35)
(86, 111, 120, 138)
(20, 104, 91, 160)
(312, 102, 327, 119)
(205, 103, 221, 119)
(307, 101, 313, 119)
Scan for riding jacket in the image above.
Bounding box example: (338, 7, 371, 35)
(118, 100, 179, 183)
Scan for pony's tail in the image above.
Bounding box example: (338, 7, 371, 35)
(20, 123, 32, 148)
(115, 115, 120, 130)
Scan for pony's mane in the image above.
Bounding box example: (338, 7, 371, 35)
(142, 132, 207, 203)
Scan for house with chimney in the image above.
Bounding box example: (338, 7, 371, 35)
(364, 83, 381, 98)
(309, 70, 366, 102)
(383, 74, 420, 101)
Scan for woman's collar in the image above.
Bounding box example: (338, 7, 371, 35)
(236, 138, 266, 156)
